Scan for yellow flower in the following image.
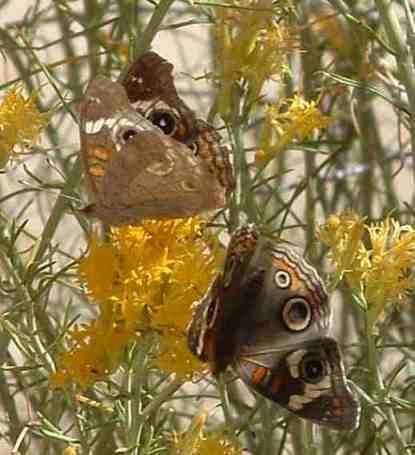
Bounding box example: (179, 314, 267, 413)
(172, 413, 207, 455)
(79, 219, 219, 329)
(316, 211, 366, 287)
(53, 218, 220, 387)
(63, 447, 77, 455)
(364, 218, 415, 322)
(318, 212, 415, 323)
(0, 87, 50, 166)
(121, 221, 214, 324)
(156, 330, 205, 379)
(75, 394, 114, 413)
(309, 3, 354, 60)
(198, 434, 243, 455)
(78, 237, 118, 301)
(50, 318, 137, 389)
(254, 148, 267, 164)
(172, 413, 242, 455)
(260, 95, 332, 158)
(213, 0, 295, 117)
(309, 3, 373, 81)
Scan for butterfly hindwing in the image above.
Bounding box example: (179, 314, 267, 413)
(187, 224, 360, 430)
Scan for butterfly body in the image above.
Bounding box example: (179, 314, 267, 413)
(187, 224, 360, 430)
(79, 52, 234, 225)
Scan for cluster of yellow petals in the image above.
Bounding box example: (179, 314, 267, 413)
(317, 212, 415, 323)
(157, 330, 205, 379)
(172, 413, 242, 455)
(171, 412, 207, 454)
(213, 0, 295, 117)
(51, 218, 220, 388)
(309, 3, 354, 60)
(62, 448, 77, 455)
(0, 87, 50, 166)
(309, 3, 374, 80)
(317, 211, 365, 288)
(257, 95, 332, 162)
(197, 435, 243, 455)
(50, 318, 136, 389)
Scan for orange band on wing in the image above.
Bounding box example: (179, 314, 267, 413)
(270, 374, 285, 393)
(88, 146, 111, 161)
(251, 366, 268, 385)
(88, 165, 105, 177)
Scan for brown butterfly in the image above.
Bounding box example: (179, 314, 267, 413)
(79, 52, 234, 225)
(187, 224, 361, 431)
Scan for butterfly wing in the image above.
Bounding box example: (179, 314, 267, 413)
(79, 77, 228, 224)
(187, 224, 260, 374)
(229, 241, 360, 430)
(97, 131, 226, 223)
(121, 52, 235, 194)
(79, 76, 130, 201)
(235, 337, 360, 430)
(187, 224, 360, 428)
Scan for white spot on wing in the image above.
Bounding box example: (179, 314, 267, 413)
(145, 154, 175, 176)
(288, 394, 311, 410)
(104, 118, 118, 130)
(84, 118, 105, 134)
(88, 96, 101, 104)
(286, 350, 306, 378)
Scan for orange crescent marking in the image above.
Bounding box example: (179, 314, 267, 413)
(89, 165, 105, 177)
(89, 146, 111, 161)
(270, 374, 285, 393)
(272, 257, 309, 295)
(332, 398, 344, 416)
(332, 407, 344, 417)
(251, 366, 268, 385)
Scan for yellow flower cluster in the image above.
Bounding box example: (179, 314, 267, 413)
(0, 87, 50, 166)
(172, 412, 207, 455)
(197, 435, 242, 455)
(213, 0, 295, 117)
(172, 413, 242, 455)
(317, 211, 365, 288)
(62, 448, 77, 455)
(309, 3, 354, 60)
(257, 95, 332, 161)
(51, 218, 219, 388)
(317, 212, 415, 324)
(51, 318, 136, 389)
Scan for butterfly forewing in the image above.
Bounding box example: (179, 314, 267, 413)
(79, 52, 234, 225)
(121, 51, 196, 143)
(187, 224, 260, 374)
(121, 52, 234, 193)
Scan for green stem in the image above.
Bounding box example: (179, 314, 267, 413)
(30, 158, 82, 270)
(125, 342, 146, 454)
(366, 316, 410, 454)
(374, 0, 415, 197)
(139, 376, 183, 421)
(233, 120, 256, 225)
(300, 2, 320, 253)
(218, 374, 234, 431)
(290, 419, 308, 455)
(258, 400, 273, 455)
(118, 0, 176, 81)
